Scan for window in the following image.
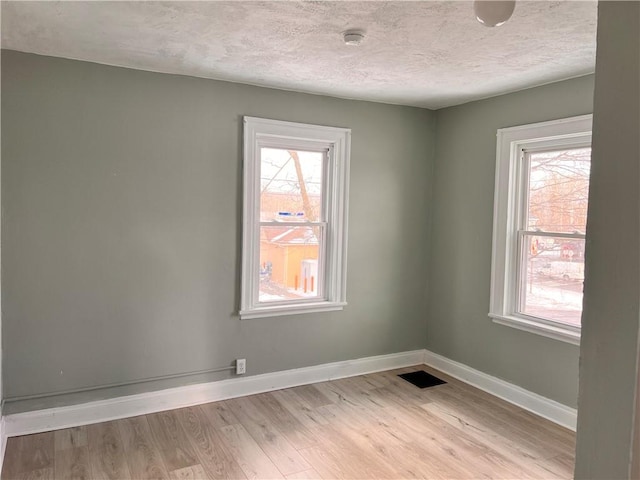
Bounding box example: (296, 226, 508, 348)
(490, 115, 592, 344)
(240, 117, 350, 319)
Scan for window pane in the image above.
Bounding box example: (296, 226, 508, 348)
(259, 225, 323, 303)
(520, 234, 585, 326)
(260, 148, 324, 223)
(527, 148, 591, 233)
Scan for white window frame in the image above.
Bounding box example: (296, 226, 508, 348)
(489, 114, 592, 345)
(240, 117, 350, 320)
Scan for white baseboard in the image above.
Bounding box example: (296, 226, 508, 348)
(3, 349, 425, 437)
(2, 347, 576, 443)
(422, 349, 577, 431)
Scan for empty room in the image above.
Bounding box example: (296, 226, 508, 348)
(0, 1, 638, 479)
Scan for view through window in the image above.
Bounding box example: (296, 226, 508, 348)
(259, 148, 325, 303)
(518, 147, 591, 327)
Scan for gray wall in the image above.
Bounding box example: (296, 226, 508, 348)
(427, 75, 595, 408)
(1, 50, 435, 412)
(574, 1, 640, 477)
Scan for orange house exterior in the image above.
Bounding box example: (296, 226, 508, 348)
(260, 226, 319, 291)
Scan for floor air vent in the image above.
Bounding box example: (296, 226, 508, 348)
(398, 370, 446, 389)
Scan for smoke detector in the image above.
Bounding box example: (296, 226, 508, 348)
(343, 29, 365, 46)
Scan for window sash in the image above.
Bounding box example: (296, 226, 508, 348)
(514, 144, 590, 325)
(256, 222, 328, 306)
(255, 145, 329, 306)
(517, 230, 586, 240)
(515, 230, 585, 325)
(520, 148, 590, 234)
(258, 146, 329, 224)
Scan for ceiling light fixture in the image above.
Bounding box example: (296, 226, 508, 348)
(343, 29, 365, 46)
(474, 0, 516, 27)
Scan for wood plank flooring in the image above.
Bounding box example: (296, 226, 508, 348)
(1, 366, 576, 479)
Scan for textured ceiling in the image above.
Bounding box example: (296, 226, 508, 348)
(1, 1, 597, 109)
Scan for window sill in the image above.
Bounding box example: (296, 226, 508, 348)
(489, 313, 581, 345)
(240, 302, 347, 320)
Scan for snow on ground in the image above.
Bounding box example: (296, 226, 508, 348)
(523, 276, 583, 326)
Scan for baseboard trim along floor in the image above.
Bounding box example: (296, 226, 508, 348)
(3, 350, 425, 438)
(1, 348, 577, 444)
(422, 349, 577, 431)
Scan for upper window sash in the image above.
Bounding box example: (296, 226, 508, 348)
(489, 114, 592, 345)
(517, 147, 591, 237)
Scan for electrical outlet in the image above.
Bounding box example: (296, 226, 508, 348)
(236, 358, 246, 375)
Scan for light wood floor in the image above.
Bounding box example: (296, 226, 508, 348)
(1, 366, 575, 479)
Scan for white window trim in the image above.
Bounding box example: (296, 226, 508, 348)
(240, 117, 350, 320)
(489, 114, 592, 345)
